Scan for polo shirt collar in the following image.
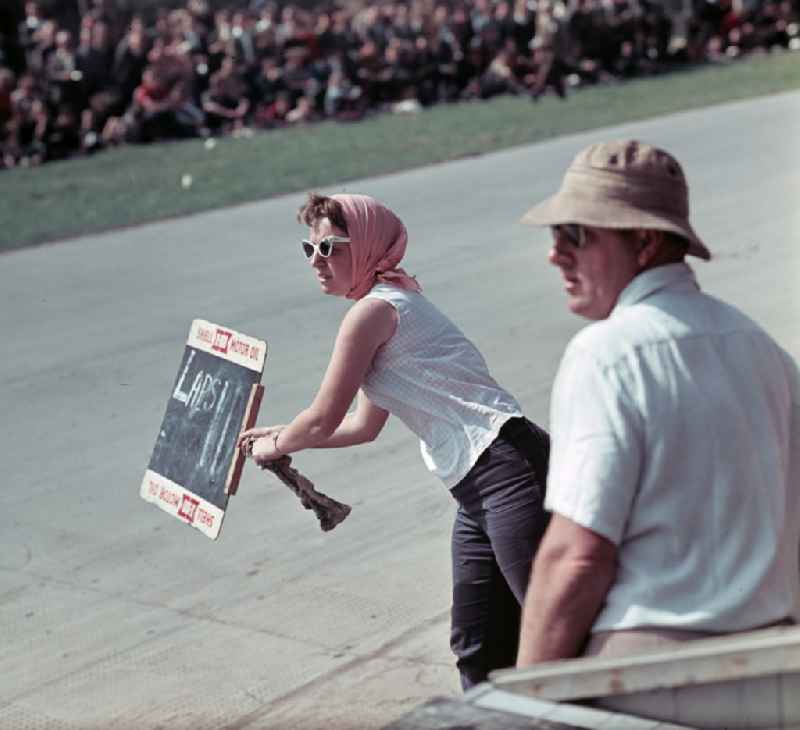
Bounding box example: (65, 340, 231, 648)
(615, 263, 699, 312)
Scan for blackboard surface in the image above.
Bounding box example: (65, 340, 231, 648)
(140, 320, 267, 539)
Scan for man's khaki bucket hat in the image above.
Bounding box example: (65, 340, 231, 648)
(521, 139, 711, 260)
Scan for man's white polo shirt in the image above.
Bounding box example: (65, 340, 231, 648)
(546, 263, 800, 633)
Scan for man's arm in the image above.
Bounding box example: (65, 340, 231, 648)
(517, 514, 617, 666)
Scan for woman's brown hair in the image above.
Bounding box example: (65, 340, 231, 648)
(297, 193, 349, 233)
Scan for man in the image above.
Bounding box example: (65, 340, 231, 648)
(515, 140, 800, 719)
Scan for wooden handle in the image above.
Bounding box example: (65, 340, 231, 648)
(224, 383, 264, 496)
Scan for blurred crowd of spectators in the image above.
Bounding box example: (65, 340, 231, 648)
(1, 0, 798, 168)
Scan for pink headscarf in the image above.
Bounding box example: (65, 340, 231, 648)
(331, 193, 422, 301)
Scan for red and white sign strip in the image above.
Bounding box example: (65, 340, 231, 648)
(187, 319, 267, 373)
(140, 469, 226, 540)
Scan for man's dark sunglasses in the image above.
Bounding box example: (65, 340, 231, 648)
(551, 224, 587, 248)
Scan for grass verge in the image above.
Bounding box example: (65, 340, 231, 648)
(4, 51, 800, 251)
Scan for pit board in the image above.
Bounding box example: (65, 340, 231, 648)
(140, 319, 267, 539)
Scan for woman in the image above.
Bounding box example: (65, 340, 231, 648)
(238, 193, 550, 689)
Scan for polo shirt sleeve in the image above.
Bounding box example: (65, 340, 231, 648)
(545, 345, 643, 546)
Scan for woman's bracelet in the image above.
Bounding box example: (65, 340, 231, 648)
(272, 430, 285, 456)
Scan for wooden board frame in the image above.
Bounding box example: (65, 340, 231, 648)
(225, 382, 264, 497)
(140, 319, 267, 540)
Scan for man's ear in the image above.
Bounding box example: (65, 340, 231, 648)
(636, 229, 664, 268)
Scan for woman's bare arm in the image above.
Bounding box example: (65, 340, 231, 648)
(311, 390, 389, 448)
(248, 298, 396, 462)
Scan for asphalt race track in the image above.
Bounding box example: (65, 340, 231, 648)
(2, 90, 799, 730)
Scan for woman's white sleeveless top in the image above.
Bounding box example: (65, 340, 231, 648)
(362, 283, 522, 488)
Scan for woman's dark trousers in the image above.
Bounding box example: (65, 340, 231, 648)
(449, 417, 550, 690)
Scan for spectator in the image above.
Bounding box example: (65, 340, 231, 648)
(9, 72, 39, 121)
(493, 1, 518, 46)
(285, 92, 315, 124)
(45, 103, 80, 160)
(230, 10, 258, 68)
(251, 56, 288, 111)
(281, 44, 312, 106)
(187, 0, 214, 37)
(1, 0, 797, 168)
(27, 18, 57, 80)
(202, 67, 250, 135)
(112, 17, 149, 105)
(511, 0, 536, 53)
(208, 9, 233, 68)
(410, 35, 440, 105)
(0, 67, 15, 132)
(471, 0, 494, 35)
(254, 89, 291, 128)
(46, 29, 82, 109)
(76, 18, 114, 99)
(131, 65, 202, 142)
(5, 73, 42, 166)
(322, 65, 363, 120)
(378, 39, 418, 104)
(46, 29, 77, 85)
(80, 87, 119, 152)
(18, 1, 44, 71)
(475, 43, 529, 99)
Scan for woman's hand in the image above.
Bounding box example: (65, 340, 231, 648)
(237, 425, 285, 458)
(250, 434, 285, 466)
